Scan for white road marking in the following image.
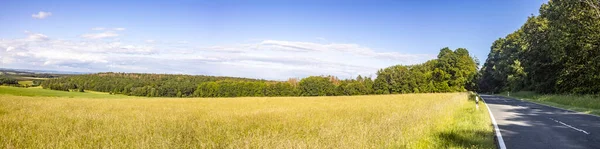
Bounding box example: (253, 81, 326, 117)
(548, 118, 590, 135)
(482, 96, 507, 149)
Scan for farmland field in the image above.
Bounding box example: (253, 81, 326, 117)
(17, 81, 33, 86)
(0, 86, 493, 148)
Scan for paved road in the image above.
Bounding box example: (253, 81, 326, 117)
(480, 95, 600, 149)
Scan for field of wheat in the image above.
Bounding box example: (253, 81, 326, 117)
(0, 87, 493, 148)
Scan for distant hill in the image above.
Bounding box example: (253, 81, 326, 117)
(0, 68, 87, 75)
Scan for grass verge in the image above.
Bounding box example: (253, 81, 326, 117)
(498, 91, 600, 116)
(417, 93, 494, 149)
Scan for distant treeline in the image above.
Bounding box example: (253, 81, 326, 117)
(41, 47, 478, 97)
(478, 0, 600, 94)
(0, 76, 18, 85)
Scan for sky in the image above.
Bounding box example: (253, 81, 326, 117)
(0, 0, 547, 80)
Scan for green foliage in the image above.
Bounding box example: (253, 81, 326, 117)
(335, 75, 374, 96)
(299, 76, 336, 96)
(41, 48, 479, 97)
(194, 80, 271, 97)
(479, 0, 600, 94)
(0, 76, 18, 85)
(374, 48, 478, 94)
(41, 72, 265, 97)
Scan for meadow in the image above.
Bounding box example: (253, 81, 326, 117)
(17, 81, 33, 86)
(0, 86, 493, 148)
(0, 86, 132, 98)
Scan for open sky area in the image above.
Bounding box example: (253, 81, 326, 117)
(0, 0, 546, 80)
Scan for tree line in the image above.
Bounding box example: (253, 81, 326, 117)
(374, 47, 478, 94)
(0, 76, 18, 85)
(478, 0, 600, 94)
(41, 47, 478, 97)
(41, 73, 267, 97)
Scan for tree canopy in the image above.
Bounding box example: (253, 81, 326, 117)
(478, 0, 600, 94)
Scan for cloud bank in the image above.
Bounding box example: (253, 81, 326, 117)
(0, 32, 435, 80)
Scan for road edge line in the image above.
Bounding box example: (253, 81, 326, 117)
(481, 96, 507, 149)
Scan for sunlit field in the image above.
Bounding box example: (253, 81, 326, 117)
(17, 81, 33, 86)
(0, 87, 493, 148)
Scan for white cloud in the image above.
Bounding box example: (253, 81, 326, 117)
(91, 27, 125, 31)
(256, 40, 429, 61)
(31, 11, 52, 19)
(28, 33, 49, 41)
(24, 31, 49, 41)
(6, 46, 15, 51)
(80, 32, 119, 39)
(0, 33, 434, 80)
(0, 31, 158, 68)
(1, 56, 14, 64)
(189, 40, 434, 79)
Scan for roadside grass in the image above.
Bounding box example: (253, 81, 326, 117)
(0, 86, 132, 99)
(425, 95, 494, 149)
(0, 87, 493, 148)
(499, 91, 600, 116)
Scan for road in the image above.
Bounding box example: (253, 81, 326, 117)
(480, 95, 600, 149)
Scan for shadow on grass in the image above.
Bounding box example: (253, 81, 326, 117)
(435, 128, 495, 149)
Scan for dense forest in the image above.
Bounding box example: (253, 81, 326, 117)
(40, 47, 478, 97)
(478, 0, 600, 94)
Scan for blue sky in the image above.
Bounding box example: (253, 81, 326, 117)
(0, 0, 546, 80)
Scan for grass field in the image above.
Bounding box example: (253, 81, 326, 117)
(17, 81, 33, 86)
(0, 86, 493, 148)
(0, 86, 132, 98)
(15, 77, 50, 80)
(500, 91, 600, 116)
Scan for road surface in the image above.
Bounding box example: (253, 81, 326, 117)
(481, 95, 600, 149)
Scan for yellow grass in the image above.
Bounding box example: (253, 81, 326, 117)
(15, 77, 50, 80)
(0, 91, 493, 148)
(17, 81, 33, 86)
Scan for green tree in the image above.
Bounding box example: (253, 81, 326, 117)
(299, 76, 336, 96)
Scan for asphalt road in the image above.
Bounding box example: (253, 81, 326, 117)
(480, 95, 600, 149)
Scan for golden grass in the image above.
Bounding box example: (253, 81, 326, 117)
(0, 92, 493, 148)
(17, 81, 33, 86)
(15, 77, 50, 80)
